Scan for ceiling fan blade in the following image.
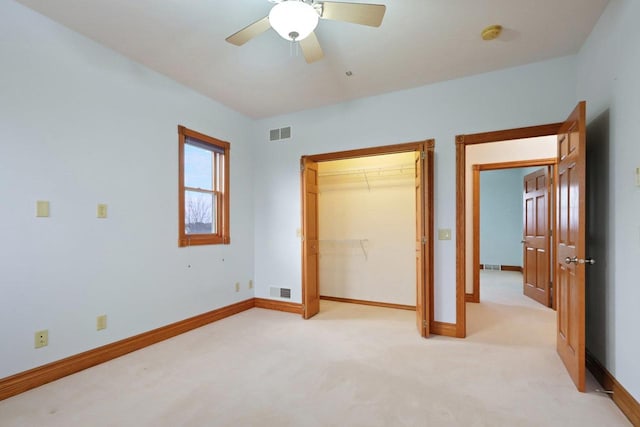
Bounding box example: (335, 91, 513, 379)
(299, 31, 324, 64)
(225, 16, 271, 46)
(320, 2, 386, 27)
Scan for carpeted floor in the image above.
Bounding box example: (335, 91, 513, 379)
(0, 271, 630, 426)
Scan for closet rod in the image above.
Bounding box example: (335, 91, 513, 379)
(317, 163, 415, 178)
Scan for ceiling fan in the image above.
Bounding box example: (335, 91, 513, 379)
(225, 0, 386, 64)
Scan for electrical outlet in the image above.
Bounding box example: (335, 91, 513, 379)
(248, 280, 253, 289)
(36, 201, 50, 217)
(235, 282, 240, 292)
(35, 330, 48, 349)
(97, 204, 108, 218)
(96, 314, 107, 331)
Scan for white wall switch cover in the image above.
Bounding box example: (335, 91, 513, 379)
(438, 229, 452, 240)
(636, 167, 640, 186)
(36, 201, 49, 217)
(97, 204, 108, 218)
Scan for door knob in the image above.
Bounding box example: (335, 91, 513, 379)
(564, 256, 596, 265)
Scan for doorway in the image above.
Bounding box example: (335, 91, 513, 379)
(301, 140, 434, 338)
(471, 160, 557, 307)
(455, 101, 589, 392)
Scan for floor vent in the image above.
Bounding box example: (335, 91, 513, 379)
(280, 288, 291, 299)
(269, 126, 292, 141)
(483, 264, 501, 271)
(269, 287, 292, 299)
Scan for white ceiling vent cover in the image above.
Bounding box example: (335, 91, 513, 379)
(269, 126, 292, 141)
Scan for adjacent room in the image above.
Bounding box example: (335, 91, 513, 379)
(1, 0, 639, 425)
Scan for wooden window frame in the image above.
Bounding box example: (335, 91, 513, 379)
(178, 125, 230, 247)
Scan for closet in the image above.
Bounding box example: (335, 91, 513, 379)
(316, 152, 416, 307)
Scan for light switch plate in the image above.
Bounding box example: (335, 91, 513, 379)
(636, 167, 640, 187)
(97, 204, 108, 218)
(438, 229, 452, 240)
(36, 201, 50, 217)
(96, 314, 107, 331)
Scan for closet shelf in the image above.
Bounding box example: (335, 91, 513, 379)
(318, 164, 414, 191)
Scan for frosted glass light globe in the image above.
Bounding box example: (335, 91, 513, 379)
(269, 1, 319, 41)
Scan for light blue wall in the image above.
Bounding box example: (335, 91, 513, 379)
(253, 56, 577, 323)
(479, 169, 525, 267)
(576, 0, 640, 401)
(0, 1, 255, 378)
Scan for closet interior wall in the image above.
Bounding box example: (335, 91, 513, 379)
(317, 153, 416, 306)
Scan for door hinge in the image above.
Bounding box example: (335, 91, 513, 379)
(423, 320, 428, 327)
(421, 151, 426, 160)
(550, 229, 553, 237)
(421, 236, 427, 245)
(301, 304, 306, 314)
(300, 163, 305, 172)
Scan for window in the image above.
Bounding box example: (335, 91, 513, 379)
(178, 126, 230, 246)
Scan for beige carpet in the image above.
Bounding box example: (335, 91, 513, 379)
(0, 271, 630, 426)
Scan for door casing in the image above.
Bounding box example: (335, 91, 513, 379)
(455, 123, 563, 338)
(301, 140, 434, 336)
(470, 159, 557, 305)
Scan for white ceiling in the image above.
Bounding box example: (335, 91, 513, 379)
(17, 0, 608, 118)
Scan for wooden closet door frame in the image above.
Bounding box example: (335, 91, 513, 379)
(455, 123, 563, 338)
(301, 140, 435, 336)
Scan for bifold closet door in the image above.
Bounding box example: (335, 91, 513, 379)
(301, 157, 320, 319)
(415, 147, 430, 338)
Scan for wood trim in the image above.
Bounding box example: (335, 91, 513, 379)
(586, 350, 640, 425)
(456, 123, 563, 145)
(177, 125, 231, 247)
(254, 298, 303, 314)
(320, 295, 416, 311)
(455, 141, 467, 338)
(431, 321, 458, 337)
(477, 158, 558, 171)
(305, 140, 432, 162)
(302, 139, 436, 333)
(465, 293, 477, 303)
(426, 144, 435, 334)
(456, 124, 561, 338)
(0, 298, 255, 402)
(472, 165, 480, 303)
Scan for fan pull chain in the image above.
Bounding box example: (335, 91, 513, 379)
(290, 39, 300, 58)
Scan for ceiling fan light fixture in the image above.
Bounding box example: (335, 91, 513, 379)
(269, 1, 319, 42)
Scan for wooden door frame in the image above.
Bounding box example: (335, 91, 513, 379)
(455, 123, 562, 338)
(470, 159, 557, 305)
(301, 140, 435, 333)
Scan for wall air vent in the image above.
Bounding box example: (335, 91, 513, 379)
(280, 126, 291, 139)
(269, 286, 291, 299)
(268, 126, 292, 141)
(483, 264, 501, 271)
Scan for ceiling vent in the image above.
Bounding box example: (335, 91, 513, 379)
(269, 126, 292, 141)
